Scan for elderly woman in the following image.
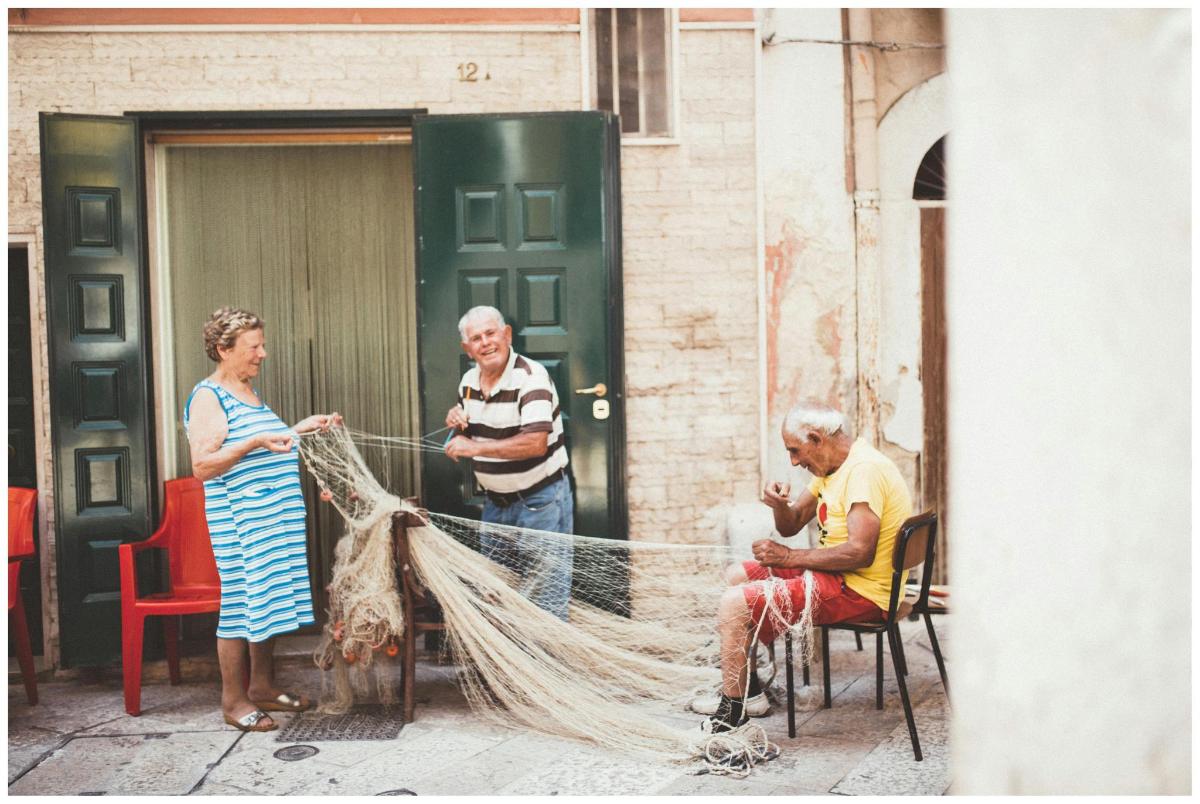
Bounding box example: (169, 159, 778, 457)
(184, 307, 341, 732)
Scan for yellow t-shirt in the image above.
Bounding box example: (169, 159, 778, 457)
(807, 438, 913, 610)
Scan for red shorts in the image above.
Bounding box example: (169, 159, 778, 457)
(741, 561, 883, 645)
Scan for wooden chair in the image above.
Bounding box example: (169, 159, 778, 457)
(119, 477, 221, 716)
(9, 487, 39, 705)
(391, 504, 445, 724)
(783, 511, 948, 761)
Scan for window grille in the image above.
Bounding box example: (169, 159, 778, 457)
(593, 9, 674, 138)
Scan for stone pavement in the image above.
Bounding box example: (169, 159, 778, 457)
(8, 616, 951, 796)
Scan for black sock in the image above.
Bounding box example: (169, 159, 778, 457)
(747, 670, 762, 697)
(712, 694, 748, 731)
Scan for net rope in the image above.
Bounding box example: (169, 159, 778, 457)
(298, 426, 822, 770)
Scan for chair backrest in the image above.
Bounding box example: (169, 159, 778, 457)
(8, 487, 37, 560)
(883, 511, 939, 621)
(161, 477, 220, 589)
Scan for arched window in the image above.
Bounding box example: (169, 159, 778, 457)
(912, 135, 946, 201)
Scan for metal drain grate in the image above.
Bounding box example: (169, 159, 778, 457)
(275, 705, 405, 742)
(274, 745, 319, 761)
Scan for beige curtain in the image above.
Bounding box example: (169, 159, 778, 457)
(164, 143, 419, 611)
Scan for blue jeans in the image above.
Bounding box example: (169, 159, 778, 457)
(480, 475, 574, 620)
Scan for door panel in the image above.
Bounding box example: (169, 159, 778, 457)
(414, 113, 626, 543)
(40, 114, 154, 667)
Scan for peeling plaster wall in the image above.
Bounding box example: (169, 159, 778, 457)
(870, 9, 946, 122)
(947, 9, 1189, 793)
(759, 8, 856, 487)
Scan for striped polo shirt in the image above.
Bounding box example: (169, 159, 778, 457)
(459, 348, 568, 494)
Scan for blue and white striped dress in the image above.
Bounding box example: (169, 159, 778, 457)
(184, 379, 315, 642)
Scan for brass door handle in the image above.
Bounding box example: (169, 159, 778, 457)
(574, 383, 607, 398)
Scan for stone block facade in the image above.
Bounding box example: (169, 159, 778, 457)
(9, 20, 761, 663)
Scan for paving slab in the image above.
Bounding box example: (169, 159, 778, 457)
(194, 737, 348, 796)
(650, 770, 783, 796)
(9, 730, 239, 796)
(281, 724, 508, 796)
(831, 691, 952, 795)
(748, 734, 881, 793)
(7, 726, 65, 785)
(496, 745, 685, 795)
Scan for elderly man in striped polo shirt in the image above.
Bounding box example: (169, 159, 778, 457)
(444, 305, 574, 619)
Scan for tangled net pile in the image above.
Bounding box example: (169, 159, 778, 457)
(299, 426, 823, 774)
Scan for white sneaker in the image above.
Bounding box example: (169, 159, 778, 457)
(689, 691, 771, 717)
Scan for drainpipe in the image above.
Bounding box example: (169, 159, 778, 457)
(847, 8, 882, 444)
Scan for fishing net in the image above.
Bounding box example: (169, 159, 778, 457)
(298, 426, 822, 771)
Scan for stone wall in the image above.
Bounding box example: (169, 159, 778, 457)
(621, 28, 760, 544)
(8, 21, 762, 660)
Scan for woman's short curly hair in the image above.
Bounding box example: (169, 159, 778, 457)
(202, 307, 264, 362)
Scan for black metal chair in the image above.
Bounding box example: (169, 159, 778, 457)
(783, 511, 948, 761)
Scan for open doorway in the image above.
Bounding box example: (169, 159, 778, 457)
(148, 135, 421, 621)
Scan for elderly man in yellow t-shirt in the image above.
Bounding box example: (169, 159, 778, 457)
(695, 401, 913, 735)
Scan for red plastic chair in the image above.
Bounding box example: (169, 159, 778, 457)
(119, 477, 221, 716)
(9, 487, 39, 705)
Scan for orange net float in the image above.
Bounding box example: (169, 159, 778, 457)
(319, 488, 334, 502)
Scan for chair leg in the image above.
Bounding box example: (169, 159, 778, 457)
(164, 616, 181, 685)
(784, 631, 795, 738)
(821, 627, 832, 709)
(402, 627, 417, 724)
(895, 629, 909, 676)
(11, 596, 38, 705)
(875, 631, 883, 710)
(924, 612, 950, 702)
(122, 609, 145, 716)
(855, 632, 863, 651)
(887, 624, 922, 761)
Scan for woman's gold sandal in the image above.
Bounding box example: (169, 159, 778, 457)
(224, 708, 277, 732)
(252, 691, 312, 712)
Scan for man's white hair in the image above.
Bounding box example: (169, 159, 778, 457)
(458, 305, 506, 342)
(782, 401, 850, 439)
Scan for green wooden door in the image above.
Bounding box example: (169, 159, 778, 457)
(415, 112, 626, 543)
(9, 246, 43, 656)
(39, 114, 155, 666)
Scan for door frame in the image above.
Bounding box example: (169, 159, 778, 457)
(134, 109, 427, 629)
(129, 109, 427, 506)
(9, 231, 53, 664)
(411, 111, 629, 542)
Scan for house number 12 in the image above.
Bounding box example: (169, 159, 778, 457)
(457, 62, 489, 82)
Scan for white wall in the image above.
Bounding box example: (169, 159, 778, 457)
(947, 10, 1190, 793)
(758, 8, 856, 486)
